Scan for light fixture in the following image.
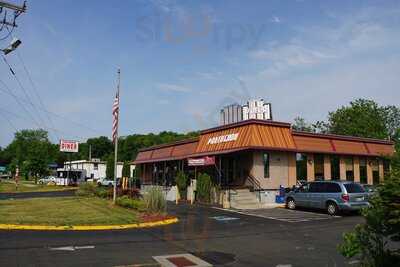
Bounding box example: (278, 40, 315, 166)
(2, 38, 22, 55)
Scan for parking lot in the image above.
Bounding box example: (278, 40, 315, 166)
(219, 207, 342, 223)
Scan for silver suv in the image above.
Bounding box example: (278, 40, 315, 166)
(285, 181, 370, 215)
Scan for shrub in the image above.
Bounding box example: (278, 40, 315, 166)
(144, 187, 166, 213)
(116, 195, 146, 211)
(196, 173, 212, 203)
(176, 171, 187, 200)
(94, 187, 109, 198)
(75, 182, 97, 197)
(338, 175, 400, 266)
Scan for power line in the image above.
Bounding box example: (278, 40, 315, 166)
(0, 105, 85, 141)
(14, 49, 60, 140)
(1, 54, 55, 138)
(0, 108, 17, 132)
(0, 82, 104, 135)
(0, 76, 41, 128)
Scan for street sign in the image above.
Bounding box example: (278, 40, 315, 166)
(59, 140, 79, 153)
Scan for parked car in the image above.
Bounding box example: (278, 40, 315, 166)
(285, 181, 370, 215)
(97, 177, 120, 187)
(38, 176, 56, 185)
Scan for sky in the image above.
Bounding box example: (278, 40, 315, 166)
(0, 0, 400, 146)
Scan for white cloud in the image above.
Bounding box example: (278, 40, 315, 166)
(157, 83, 191, 93)
(271, 16, 281, 23)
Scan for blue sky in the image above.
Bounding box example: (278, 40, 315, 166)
(1, 0, 400, 146)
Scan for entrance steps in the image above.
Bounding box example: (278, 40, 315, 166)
(229, 188, 261, 210)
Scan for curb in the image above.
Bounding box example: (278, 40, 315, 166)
(0, 217, 178, 231)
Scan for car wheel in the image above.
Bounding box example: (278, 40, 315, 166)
(326, 202, 338, 216)
(286, 198, 296, 210)
(108, 183, 112, 187)
(97, 182, 102, 187)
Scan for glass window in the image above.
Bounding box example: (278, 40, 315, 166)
(371, 159, 379, 185)
(383, 159, 390, 178)
(345, 157, 354, 181)
(296, 153, 307, 182)
(263, 152, 270, 178)
(359, 158, 367, 184)
(299, 183, 309, 192)
(326, 183, 342, 193)
(314, 154, 324, 180)
(94, 163, 98, 170)
(309, 182, 323, 193)
(344, 183, 365, 193)
(331, 155, 340, 180)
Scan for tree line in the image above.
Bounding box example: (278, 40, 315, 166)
(0, 130, 198, 179)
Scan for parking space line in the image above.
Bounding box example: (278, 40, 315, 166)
(212, 207, 341, 223)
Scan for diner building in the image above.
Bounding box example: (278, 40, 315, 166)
(133, 119, 394, 205)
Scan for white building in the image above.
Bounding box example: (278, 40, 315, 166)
(58, 159, 125, 180)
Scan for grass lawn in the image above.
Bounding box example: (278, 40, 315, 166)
(0, 179, 76, 193)
(0, 197, 139, 225)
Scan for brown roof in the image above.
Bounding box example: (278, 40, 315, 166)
(133, 139, 198, 164)
(133, 120, 395, 164)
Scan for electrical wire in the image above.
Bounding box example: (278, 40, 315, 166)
(0, 83, 103, 135)
(0, 106, 84, 141)
(1, 54, 53, 137)
(0, 77, 41, 128)
(15, 49, 60, 140)
(0, 108, 17, 132)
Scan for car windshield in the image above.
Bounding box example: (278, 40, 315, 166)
(344, 183, 365, 193)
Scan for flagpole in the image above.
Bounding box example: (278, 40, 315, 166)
(113, 69, 120, 204)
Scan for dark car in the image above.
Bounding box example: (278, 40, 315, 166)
(285, 181, 370, 215)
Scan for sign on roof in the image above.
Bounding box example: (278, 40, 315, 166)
(59, 140, 79, 153)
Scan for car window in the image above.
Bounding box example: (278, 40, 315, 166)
(309, 182, 324, 193)
(326, 183, 342, 193)
(298, 183, 309, 192)
(344, 183, 365, 193)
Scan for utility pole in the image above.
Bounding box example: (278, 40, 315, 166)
(0, 1, 26, 28)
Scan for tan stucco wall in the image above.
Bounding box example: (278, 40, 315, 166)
(324, 155, 331, 180)
(250, 151, 290, 189)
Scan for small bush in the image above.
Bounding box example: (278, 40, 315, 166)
(176, 171, 187, 200)
(116, 195, 146, 211)
(75, 182, 97, 197)
(95, 187, 109, 198)
(144, 187, 166, 213)
(196, 173, 212, 203)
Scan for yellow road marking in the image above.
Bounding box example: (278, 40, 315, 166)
(0, 217, 178, 231)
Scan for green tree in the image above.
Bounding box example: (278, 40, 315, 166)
(4, 129, 53, 181)
(122, 161, 130, 178)
(292, 117, 314, 132)
(106, 153, 114, 179)
(339, 174, 400, 266)
(326, 99, 388, 139)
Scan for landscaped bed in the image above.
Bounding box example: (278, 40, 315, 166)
(0, 179, 76, 193)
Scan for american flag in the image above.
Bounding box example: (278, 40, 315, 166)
(112, 89, 119, 143)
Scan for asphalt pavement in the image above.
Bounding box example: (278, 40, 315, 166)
(0, 202, 363, 267)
